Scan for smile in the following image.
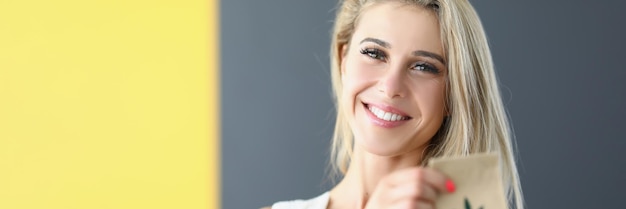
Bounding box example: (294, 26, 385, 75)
(363, 102, 412, 128)
(368, 105, 410, 121)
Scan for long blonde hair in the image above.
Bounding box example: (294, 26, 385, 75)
(328, 0, 524, 208)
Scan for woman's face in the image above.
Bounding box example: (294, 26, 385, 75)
(341, 2, 447, 157)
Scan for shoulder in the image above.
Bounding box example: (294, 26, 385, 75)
(269, 192, 330, 209)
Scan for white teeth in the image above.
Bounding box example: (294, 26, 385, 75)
(368, 105, 408, 122)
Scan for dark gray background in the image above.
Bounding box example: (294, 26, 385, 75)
(221, 1, 626, 208)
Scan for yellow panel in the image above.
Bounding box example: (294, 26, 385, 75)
(0, 0, 219, 208)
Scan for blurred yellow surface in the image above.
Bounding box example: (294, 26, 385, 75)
(0, 0, 219, 208)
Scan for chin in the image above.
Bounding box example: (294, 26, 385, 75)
(354, 134, 424, 157)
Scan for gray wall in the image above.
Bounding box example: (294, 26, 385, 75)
(221, 1, 626, 208)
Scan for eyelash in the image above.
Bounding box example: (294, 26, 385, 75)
(359, 48, 386, 60)
(359, 48, 441, 74)
(411, 62, 440, 74)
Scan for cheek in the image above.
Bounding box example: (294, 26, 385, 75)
(411, 79, 447, 117)
(340, 58, 379, 120)
(343, 57, 380, 90)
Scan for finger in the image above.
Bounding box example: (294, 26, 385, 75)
(388, 182, 437, 204)
(415, 168, 450, 194)
(390, 199, 434, 209)
(384, 167, 450, 194)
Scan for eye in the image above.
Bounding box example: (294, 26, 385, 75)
(410, 62, 440, 74)
(359, 48, 386, 61)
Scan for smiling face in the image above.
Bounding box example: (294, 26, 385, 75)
(340, 2, 447, 157)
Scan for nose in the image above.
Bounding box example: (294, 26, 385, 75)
(377, 65, 406, 98)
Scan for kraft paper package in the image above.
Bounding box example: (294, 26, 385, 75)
(428, 153, 508, 209)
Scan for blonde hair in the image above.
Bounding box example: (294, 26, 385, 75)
(328, 0, 524, 208)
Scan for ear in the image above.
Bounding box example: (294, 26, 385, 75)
(339, 44, 348, 77)
(443, 90, 450, 118)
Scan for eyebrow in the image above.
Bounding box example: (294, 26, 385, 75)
(360, 37, 391, 48)
(359, 37, 446, 65)
(412, 50, 446, 65)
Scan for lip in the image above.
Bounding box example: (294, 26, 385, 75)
(362, 102, 412, 128)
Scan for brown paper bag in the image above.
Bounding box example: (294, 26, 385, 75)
(428, 153, 508, 209)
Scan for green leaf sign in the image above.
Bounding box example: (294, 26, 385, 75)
(464, 197, 484, 209)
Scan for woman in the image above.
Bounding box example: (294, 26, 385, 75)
(267, 0, 523, 208)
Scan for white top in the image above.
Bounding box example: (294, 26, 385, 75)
(271, 192, 330, 209)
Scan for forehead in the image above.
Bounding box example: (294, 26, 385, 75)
(353, 2, 443, 54)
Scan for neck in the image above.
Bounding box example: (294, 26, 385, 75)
(329, 145, 424, 209)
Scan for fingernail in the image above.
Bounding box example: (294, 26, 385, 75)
(445, 179, 455, 193)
